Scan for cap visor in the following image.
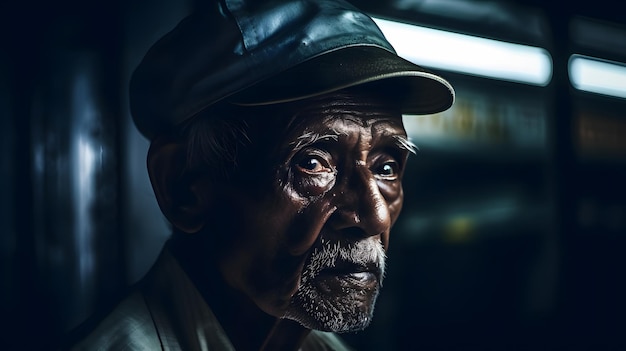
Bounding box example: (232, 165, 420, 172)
(229, 45, 454, 115)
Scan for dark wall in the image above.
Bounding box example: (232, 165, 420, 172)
(1, 0, 187, 349)
(3, 1, 123, 349)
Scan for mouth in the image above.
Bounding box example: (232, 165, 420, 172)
(313, 261, 381, 294)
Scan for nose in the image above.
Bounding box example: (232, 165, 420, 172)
(329, 166, 391, 238)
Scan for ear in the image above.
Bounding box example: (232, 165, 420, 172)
(147, 136, 210, 234)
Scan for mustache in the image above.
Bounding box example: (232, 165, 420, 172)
(300, 238, 387, 284)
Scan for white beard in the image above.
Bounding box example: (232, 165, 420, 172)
(283, 238, 386, 332)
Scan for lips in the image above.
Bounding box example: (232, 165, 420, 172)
(322, 260, 381, 279)
(313, 260, 381, 294)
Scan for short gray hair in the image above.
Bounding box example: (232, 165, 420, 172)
(177, 104, 253, 181)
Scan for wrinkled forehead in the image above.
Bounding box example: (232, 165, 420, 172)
(283, 112, 406, 152)
(281, 91, 405, 137)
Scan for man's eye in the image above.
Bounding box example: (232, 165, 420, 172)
(296, 156, 331, 174)
(375, 161, 399, 179)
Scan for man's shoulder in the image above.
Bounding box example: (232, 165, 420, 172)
(68, 289, 162, 351)
(302, 330, 354, 351)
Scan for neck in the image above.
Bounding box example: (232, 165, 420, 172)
(261, 318, 311, 351)
(168, 236, 311, 350)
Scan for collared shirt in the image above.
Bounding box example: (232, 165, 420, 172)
(70, 247, 352, 351)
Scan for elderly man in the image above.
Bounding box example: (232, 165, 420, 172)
(69, 0, 453, 350)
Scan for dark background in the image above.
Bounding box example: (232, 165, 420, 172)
(1, 0, 625, 350)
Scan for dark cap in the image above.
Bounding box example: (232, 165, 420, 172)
(130, 0, 455, 139)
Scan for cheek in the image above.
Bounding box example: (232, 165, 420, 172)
(281, 169, 338, 254)
(380, 182, 404, 251)
(282, 194, 338, 256)
(389, 187, 404, 224)
(249, 192, 338, 314)
(378, 180, 404, 220)
(292, 172, 336, 197)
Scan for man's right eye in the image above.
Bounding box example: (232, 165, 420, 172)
(296, 156, 332, 174)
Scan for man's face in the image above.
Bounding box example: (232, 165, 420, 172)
(210, 93, 410, 333)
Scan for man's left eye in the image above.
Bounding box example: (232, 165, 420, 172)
(375, 161, 399, 179)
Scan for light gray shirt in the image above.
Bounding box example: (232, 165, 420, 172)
(71, 247, 352, 351)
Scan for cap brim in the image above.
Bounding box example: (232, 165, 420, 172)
(228, 45, 455, 115)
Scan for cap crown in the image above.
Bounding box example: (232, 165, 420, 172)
(130, 0, 395, 139)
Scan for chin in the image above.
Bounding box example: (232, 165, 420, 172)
(283, 280, 381, 333)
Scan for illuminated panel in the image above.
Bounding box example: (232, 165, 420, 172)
(402, 86, 547, 152)
(373, 17, 553, 86)
(569, 54, 626, 99)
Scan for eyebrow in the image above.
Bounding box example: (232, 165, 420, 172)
(393, 135, 418, 155)
(289, 131, 339, 152)
(289, 130, 418, 155)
